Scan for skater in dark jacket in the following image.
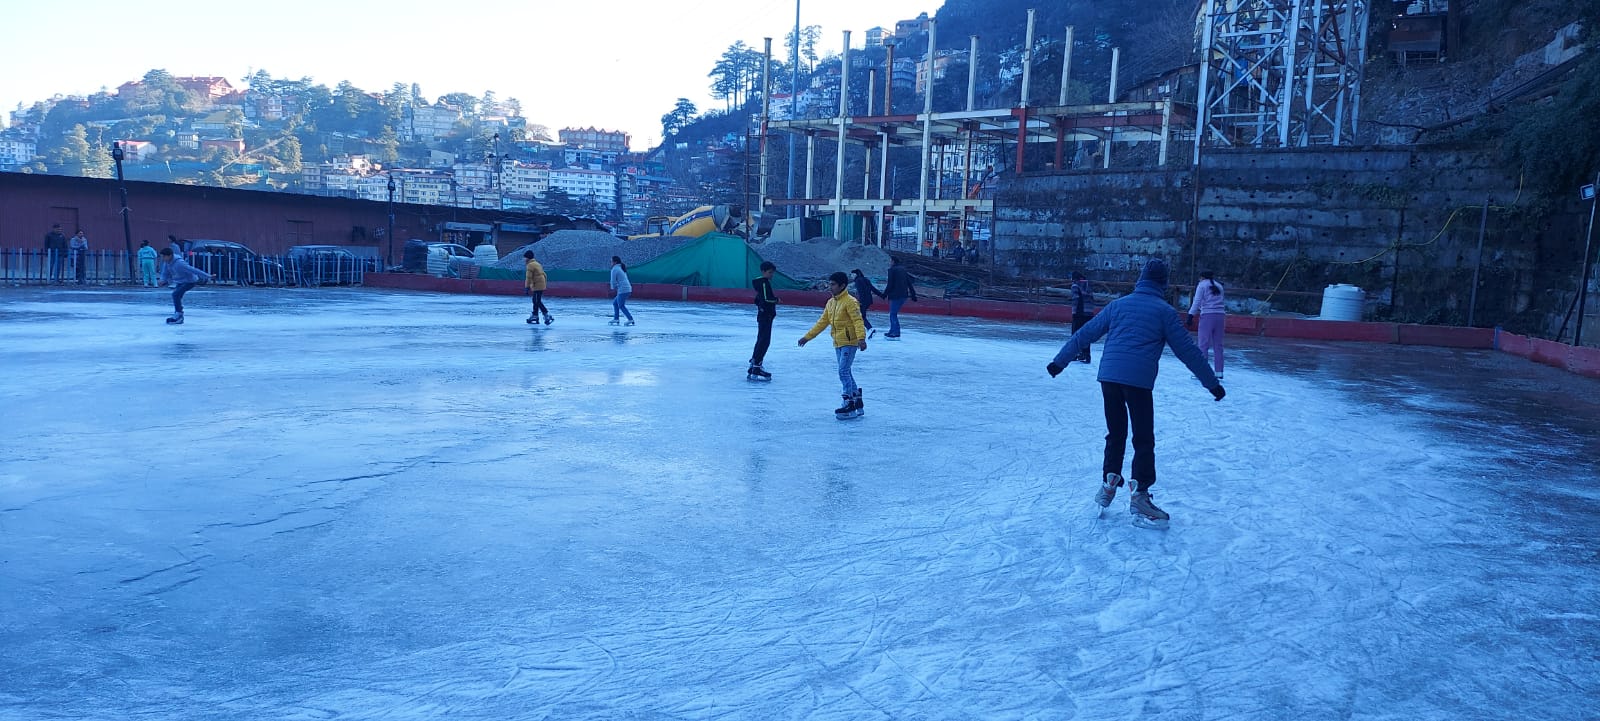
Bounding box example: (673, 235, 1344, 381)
(1070, 272, 1094, 363)
(850, 268, 884, 335)
(1047, 259, 1225, 528)
(157, 247, 212, 324)
(883, 257, 918, 338)
(524, 251, 553, 325)
(748, 261, 780, 379)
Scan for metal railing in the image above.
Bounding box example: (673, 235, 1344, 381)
(0, 249, 383, 287)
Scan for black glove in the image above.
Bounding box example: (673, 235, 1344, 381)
(1210, 385, 1226, 401)
(1047, 362, 1065, 378)
(1186, 314, 1195, 329)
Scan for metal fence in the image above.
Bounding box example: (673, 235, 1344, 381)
(1, 249, 382, 287)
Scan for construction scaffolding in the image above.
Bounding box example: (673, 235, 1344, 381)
(756, 9, 1197, 252)
(1193, 0, 1370, 159)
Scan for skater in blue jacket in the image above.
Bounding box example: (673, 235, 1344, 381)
(1046, 259, 1225, 528)
(157, 247, 212, 324)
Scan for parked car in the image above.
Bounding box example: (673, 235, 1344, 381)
(184, 240, 285, 285)
(428, 243, 474, 259)
(286, 245, 366, 286)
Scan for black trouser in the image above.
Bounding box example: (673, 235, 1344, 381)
(1071, 312, 1092, 361)
(1101, 381, 1155, 491)
(529, 290, 549, 316)
(751, 309, 774, 365)
(172, 282, 196, 314)
(855, 294, 874, 329)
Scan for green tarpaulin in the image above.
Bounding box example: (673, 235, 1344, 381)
(480, 233, 808, 290)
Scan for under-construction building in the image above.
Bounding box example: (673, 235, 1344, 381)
(749, 1, 1370, 254)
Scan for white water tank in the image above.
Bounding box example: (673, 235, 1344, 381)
(1319, 284, 1365, 321)
(426, 247, 450, 277)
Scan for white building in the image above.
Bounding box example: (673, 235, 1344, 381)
(357, 175, 391, 202)
(503, 162, 550, 196)
(391, 169, 454, 206)
(0, 138, 39, 169)
(549, 167, 617, 210)
(408, 104, 464, 141)
(452, 162, 494, 192)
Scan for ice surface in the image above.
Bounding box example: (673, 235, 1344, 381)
(1, 287, 1597, 720)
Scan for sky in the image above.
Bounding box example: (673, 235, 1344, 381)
(0, 0, 937, 151)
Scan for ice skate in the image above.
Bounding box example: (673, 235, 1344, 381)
(852, 388, 864, 416)
(543, 313, 554, 325)
(1094, 472, 1125, 513)
(747, 364, 772, 381)
(165, 313, 184, 325)
(625, 320, 636, 326)
(608, 319, 620, 326)
(526, 314, 538, 324)
(1129, 490, 1170, 529)
(834, 394, 860, 420)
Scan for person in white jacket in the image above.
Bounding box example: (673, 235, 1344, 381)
(609, 255, 634, 326)
(1186, 270, 1226, 379)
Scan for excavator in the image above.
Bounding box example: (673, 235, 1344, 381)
(627, 205, 743, 240)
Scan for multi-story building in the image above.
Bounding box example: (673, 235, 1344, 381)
(865, 26, 890, 47)
(895, 13, 930, 38)
(503, 161, 550, 197)
(916, 51, 963, 95)
(0, 138, 37, 170)
(174, 76, 236, 103)
(356, 175, 391, 203)
(558, 127, 630, 153)
(452, 162, 494, 192)
(390, 169, 453, 206)
(549, 167, 617, 210)
(408, 104, 464, 142)
(114, 140, 157, 162)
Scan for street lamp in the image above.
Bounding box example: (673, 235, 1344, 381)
(111, 142, 135, 281)
(1575, 174, 1598, 346)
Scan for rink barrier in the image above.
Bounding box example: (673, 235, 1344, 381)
(362, 274, 1600, 378)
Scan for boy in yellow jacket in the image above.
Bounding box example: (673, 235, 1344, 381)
(523, 250, 553, 325)
(799, 271, 869, 419)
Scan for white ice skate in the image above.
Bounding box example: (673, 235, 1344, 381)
(1129, 491, 1170, 530)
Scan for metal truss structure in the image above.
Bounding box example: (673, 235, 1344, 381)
(1194, 0, 1369, 160)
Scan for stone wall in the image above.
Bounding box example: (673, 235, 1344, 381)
(993, 146, 1584, 332)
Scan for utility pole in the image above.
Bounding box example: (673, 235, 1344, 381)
(111, 143, 134, 282)
(386, 172, 397, 268)
(1468, 196, 1489, 327)
(787, 0, 801, 219)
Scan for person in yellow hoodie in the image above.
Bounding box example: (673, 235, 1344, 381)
(523, 250, 553, 325)
(799, 271, 869, 419)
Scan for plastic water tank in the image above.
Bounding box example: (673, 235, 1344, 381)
(1319, 284, 1365, 321)
(425, 247, 450, 277)
(472, 242, 499, 265)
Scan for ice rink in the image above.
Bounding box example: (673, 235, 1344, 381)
(2, 286, 1597, 720)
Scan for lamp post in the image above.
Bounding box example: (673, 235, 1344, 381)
(1575, 174, 1598, 346)
(787, 0, 800, 218)
(386, 172, 396, 268)
(111, 142, 134, 282)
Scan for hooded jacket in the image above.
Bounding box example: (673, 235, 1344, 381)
(159, 256, 213, 286)
(804, 289, 867, 348)
(1053, 262, 1218, 390)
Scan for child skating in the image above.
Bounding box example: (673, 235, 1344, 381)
(524, 250, 553, 325)
(748, 261, 780, 380)
(156, 247, 212, 325)
(609, 256, 634, 326)
(799, 271, 868, 419)
(1046, 259, 1224, 529)
(1186, 270, 1226, 379)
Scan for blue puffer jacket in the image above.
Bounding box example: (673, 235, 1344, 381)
(1053, 279, 1219, 391)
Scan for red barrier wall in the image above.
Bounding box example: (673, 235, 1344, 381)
(1495, 331, 1600, 379)
(363, 274, 1600, 380)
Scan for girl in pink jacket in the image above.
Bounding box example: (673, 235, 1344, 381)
(1187, 271, 1226, 379)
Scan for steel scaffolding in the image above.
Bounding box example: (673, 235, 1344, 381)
(1193, 0, 1369, 161)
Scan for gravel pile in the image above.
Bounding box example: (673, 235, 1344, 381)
(752, 237, 891, 281)
(494, 230, 690, 271)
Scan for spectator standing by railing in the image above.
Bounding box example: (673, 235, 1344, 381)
(137, 241, 159, 287)
(69, 230, 89, 284)
(44, 224, 67, 283)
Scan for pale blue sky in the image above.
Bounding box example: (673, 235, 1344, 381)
(0, 0, 934, 150)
